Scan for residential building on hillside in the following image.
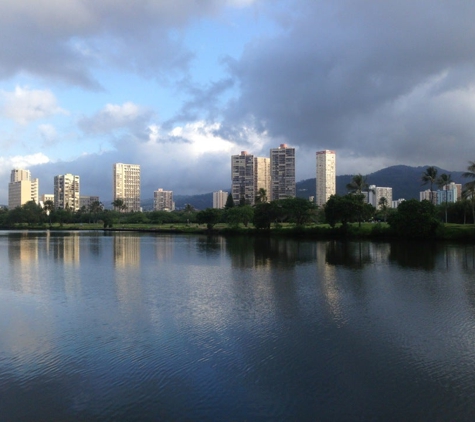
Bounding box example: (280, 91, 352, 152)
(213, 190, 228, 209)
(80, 196, 100, 210)
(270, 144, 295, 201)
(54, 174, 80, 211)
(113, 163, 141, 212)
(368, 186, 393, 209)
(154, 188, 174, 211)
(8, 169, 39, 209)
(315, 150, 336, 206)
(231, 151, 255, 205)
(254, 157, 271, 201)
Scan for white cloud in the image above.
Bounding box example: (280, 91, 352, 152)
(79, 102, 152, 134)
(38, 124, 58, 146)
(0, 87, 67, 124)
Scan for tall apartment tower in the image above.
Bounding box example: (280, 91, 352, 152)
(54, 174, 80, 211)
(231, 151, 255, 205)
(270, 144, 296, 201)
(213, 190, 228, 209)
(154, 188, 174, 211)
(316, 150, 336, 206)
(254, 157, 271, 202)
(113, 163, 141, 212)
(8, 169, 39, 209)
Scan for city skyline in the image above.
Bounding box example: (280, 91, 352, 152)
(1, 2, 475, 204)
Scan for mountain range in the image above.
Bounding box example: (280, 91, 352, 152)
(141, 165, 468, 211)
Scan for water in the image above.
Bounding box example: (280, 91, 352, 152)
(1, 231, 475, 421)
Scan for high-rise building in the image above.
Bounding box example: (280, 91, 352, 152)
(315, 150, 336, 206)
(368, 186, 393, 209)
(154, 188, 174, 211)
(270, 144, 295, 201)
(113, 163, 141, 212)
(80, 196, 100, 210)
(254, 157, 271, 202)
(54, 174, 80, 211)
(8, 169, 39, 209)
(213, 190, 228, 209)
(231, 151, 255, 205)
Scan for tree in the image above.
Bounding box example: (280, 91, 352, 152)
(421, 166, 438, 204)
(462, 184, 475, 224)
(255, 188, 268, 204)
(196, 208, 222, 230)
(324, 194, 373, 228)
(88, 201, 104, 223)
(378, 196, 389, 222)
(225, 205, 254, 228)
(346, 174, 369, 194)
(462, 161, 475, 190)
(184, 203, 195, 213)
(280, 197, 317, 226)
(387, 199, 440, 238)
(224, 193, 235, 209)
(112, 198, 127, 212)
(43, 199, 54, 226)
(252, 202, 282, 229)
(437, 173, 452, 223)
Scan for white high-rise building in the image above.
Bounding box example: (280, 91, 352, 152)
(113, 163, 141, 212)
(315, 150, 336, 206)
(8, 169, 39, 209)
(368, 186, 393, 209)
(54, 174, 80, 211)
(254, 157, 271, 202)
(270, 144, 295, 201)
(231, 151, 255, 205)
(154, 189, 174, 211)
(213, 190, 228, 209)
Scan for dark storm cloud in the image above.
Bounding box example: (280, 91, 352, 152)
(217, 0, 475, 171)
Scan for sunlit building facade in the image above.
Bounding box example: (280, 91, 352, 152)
(316, 150, 336, 206)
(8, 169, 39, 209)
(213, 190, 228, 209)
(113, 163, 141, 212)
(254, 157, 271, 202)
(54, 174, 80, 211)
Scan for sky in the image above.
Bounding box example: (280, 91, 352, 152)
(2, 0, 475, 204)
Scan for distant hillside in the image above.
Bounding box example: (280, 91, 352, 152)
(141, 165, 468, 209)
(297, 165, 466, 201)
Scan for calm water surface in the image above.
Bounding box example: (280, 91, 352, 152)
(1, 231, 475, 421)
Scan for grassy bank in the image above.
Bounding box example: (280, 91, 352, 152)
(4, 222, 475, 241)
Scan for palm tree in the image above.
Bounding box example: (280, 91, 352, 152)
(255, 188, 268, 204)
(462, 184, 475, 224)
(346, 174, 369, 194)
(421, 166, 438, 204)
(378, 196, 389, 222)
(463, 161, 475, 190)
(437, 173, 452, 223)
(112, 198, 127, 212)
(43, 199, 54, 226)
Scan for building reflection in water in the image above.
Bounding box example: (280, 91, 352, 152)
(113, 234, 142, 314)
(7, 232, 40, 294)
(154, 235, 175, 261)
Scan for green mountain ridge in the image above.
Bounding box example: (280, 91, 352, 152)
(141, 165, 467, 210)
